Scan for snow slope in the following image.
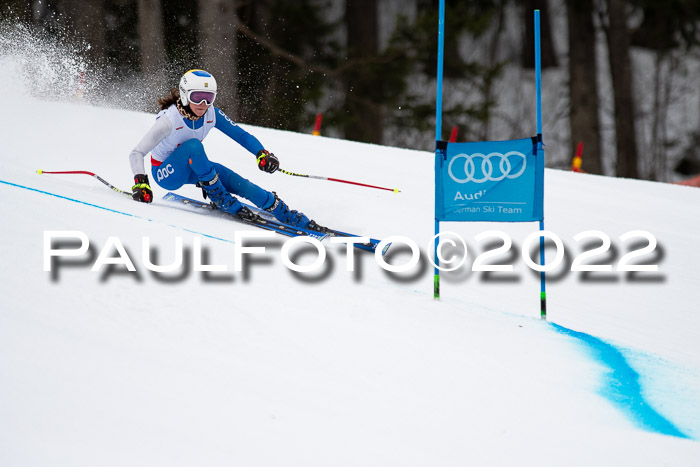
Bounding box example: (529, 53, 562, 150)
(2, 90, 700, 465)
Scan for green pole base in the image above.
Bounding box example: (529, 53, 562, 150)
(540, 291, 547, 320)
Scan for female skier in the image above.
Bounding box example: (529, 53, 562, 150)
(129, 69, 322, 230)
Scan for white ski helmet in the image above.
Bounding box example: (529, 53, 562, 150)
(179, 69, 217, 106)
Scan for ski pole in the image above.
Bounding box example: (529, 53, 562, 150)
(278, 168, 400, 193)
(37, 169, 132, 198)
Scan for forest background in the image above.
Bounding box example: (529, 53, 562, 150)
(1, 0, 699, 182)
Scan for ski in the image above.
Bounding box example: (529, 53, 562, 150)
(162, 192, 329, 240)
(163, 192, 390, 255)
(233, 198, 391, 256)
(323, 227, 391, 256)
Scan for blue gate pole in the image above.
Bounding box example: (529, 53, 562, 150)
(535, 10, 543, 140)
(434, 0, 446, 300)
(534, 9, 546, 319)
(436, 0, 445, 141)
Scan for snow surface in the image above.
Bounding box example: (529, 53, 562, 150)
(2, 83, 700, 466)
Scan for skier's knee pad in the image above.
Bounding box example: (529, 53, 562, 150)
(180, 138, 205, 154)
(180, 139, 212, 176)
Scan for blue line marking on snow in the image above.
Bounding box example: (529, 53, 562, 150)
(0, 179, 235, 244)
(550, 323, 690, 439)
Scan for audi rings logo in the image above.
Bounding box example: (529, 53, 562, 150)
(447, 151, 527, 184)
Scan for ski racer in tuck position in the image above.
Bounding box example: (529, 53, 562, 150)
(128, 69, 325, 231)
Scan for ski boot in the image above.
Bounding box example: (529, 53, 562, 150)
(265, 193, 331, 233)
(265, 192, 317, 229)
(199, 174, 254, 220)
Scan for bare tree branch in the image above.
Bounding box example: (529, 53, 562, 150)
(232, 14, 405, 79)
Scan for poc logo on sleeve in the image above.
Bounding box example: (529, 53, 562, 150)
(156, 164, 175, 182)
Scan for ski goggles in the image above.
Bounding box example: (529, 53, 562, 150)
(187, 90, 216, 105)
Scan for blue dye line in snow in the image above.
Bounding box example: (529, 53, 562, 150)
(4, 178, 692, 438)
(550, 323, 690, 439)
(0, 179, 235, 244)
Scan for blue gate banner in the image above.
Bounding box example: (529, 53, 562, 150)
(435, 137, 544, 222)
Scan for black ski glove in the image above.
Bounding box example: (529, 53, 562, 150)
(257, 149, 279, 174)
(132, 174, 153, 203)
